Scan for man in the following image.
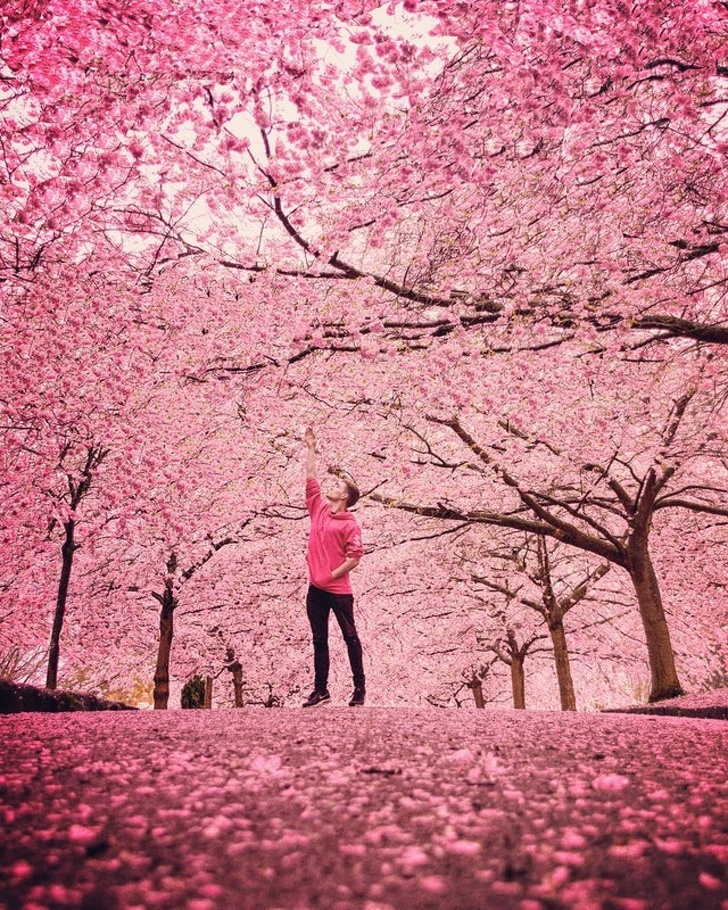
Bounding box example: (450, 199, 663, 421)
(302, 426, 366, 707)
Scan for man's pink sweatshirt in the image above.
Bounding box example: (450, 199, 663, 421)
(306, 479, 364, 594)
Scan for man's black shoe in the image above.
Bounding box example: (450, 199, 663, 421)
(302, 689, 331, 708)
(348, 687, 366, 707)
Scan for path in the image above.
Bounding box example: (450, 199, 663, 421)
(1, 707, 727, 909)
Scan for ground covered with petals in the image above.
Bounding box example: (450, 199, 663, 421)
(1, 708, 726, 910)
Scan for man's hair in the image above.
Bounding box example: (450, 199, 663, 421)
(344, 481, 360, 509)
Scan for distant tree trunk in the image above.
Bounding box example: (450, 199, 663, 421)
(153, 555, 178, 710)
(627, 536, 684, 702)
(153, 589, 175, 709)
(204, 676, 213, 709)
(548, 616, 577, 711)
(46, 518, 76, 690)
(223, 647, 244, 707)
(511, 655, 525, 709)
(229, 661, 244, 707)
(467, 677, 485, 708)
(489, 630, 539, 710)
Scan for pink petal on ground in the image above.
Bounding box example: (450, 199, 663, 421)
(67, 824, 99, 844)
(698, 872, 722, 890)
(592, 773, 631, 791)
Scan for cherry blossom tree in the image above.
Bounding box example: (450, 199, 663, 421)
(151, 538, 245, 711)
(0, 255, 162, 687)
(1, 254, 260, 693)
(45, 443, 109, 688)
(467, 535, 612, 710)
(360, 340, 727, 703)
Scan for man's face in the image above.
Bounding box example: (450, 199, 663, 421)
(325, 479, 349, 508)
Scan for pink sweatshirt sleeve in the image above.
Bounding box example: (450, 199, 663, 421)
(344, 522, 364, 561)
(306, 478, 328, 516)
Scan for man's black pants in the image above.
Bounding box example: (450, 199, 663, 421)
(306, 585, 365, 692)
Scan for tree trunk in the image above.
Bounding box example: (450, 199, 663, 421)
(46, 519, 76, 690)
(511, 657, 526, 709)
(153, 585, 176, 710)
(549, 617, 577, 711)
(468, 678, 485, 709)
(229, 661, 244, 707)
(204, 676, 213, 709)
(627, 538, 684, 702)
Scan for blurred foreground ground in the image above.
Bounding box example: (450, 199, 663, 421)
(1, 704, 726, 910)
